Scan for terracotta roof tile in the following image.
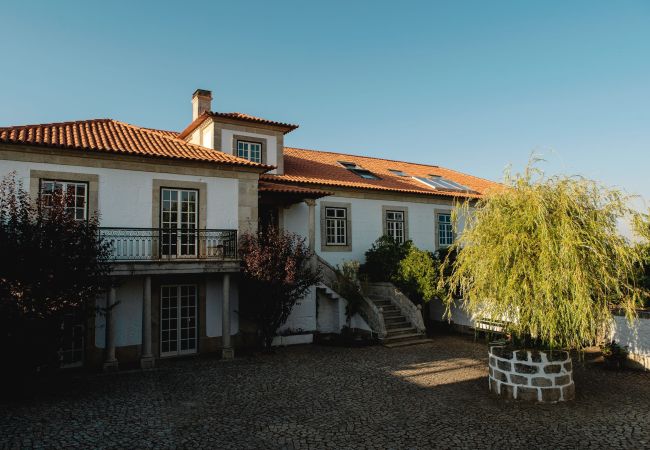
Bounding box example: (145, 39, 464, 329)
(178, 111, 298, 139)
(263, 147, 500, 199)
(259, 180, 331, 198)
(215, 112, 298, 131)
(0, 119, 271, 169)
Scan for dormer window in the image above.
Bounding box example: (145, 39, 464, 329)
(237, 140, 262, 163)
(338, 161, 380, 180)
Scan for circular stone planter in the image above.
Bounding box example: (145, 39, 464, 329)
(488, 345, 575, 403)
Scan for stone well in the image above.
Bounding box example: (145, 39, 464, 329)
(488, 345, 575, 402)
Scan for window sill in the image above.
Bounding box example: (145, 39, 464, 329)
(321, 244, 352, 252)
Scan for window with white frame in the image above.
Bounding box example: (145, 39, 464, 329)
(437, 212, 453, 247)
(325, 207, 348, 245)
(385, 210, 405, 243)
(40, 180, 88, 221)
(161, 188, 198, 257)
(237, 140, 262, 163)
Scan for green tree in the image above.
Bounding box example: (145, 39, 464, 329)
(393, 246, 441, 303)
(333, 260, 366, 326)
(359, 235, 412, 282)
(441, 164, 647, 350)
(634, 212, 650, 304)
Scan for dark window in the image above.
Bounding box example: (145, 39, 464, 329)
(325, 207, 347, 245)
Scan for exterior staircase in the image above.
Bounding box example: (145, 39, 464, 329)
(366, 287, 432, 348)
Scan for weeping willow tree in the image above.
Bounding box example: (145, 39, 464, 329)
(633, 211, 650, 299)
(441, 163, 647, 350)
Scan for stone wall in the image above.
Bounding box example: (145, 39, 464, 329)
(488, 346, 575, 402)
(365, 282, 425, 333)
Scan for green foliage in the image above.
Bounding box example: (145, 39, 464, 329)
(394, 246, 441, 303)
(441, 163, 648, 350)
(600, 340, 629, 359)
(360, 235, 448, 303)
(333, 260, 366, 325)
(634, 212, 650, 304)
(359, 235, 412, 282)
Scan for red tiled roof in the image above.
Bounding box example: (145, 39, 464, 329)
(263, 147, 500, 199)
(259, 180, 331, 198)
(178, 111, 298, 139)
(215, 112, 298, 131)
(0, 119, 272, 169)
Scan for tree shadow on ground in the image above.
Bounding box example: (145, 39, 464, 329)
(1, 333, 649, 449)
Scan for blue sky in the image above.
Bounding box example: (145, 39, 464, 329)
(1, 0, 648, 207)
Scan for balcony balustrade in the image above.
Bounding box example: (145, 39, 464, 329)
(99, 228, 238, 262)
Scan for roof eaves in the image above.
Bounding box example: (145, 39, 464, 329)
(177, 112, 211, 140)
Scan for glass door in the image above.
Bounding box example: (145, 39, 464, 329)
(160, 285, 197, 357)
(59, 314, 84, 368)
(161, 188, 198, 257)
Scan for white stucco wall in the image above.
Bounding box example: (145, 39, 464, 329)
(95, 277, 240, 348)
(282, 194, 465, 336)
(610, 314, 650, 369)
(316, 290, 340, 333)
(220, 129, 279, 175)
(0, 160, 240, 230)
(206, 277, 240, 337)
(428, 298, 474, 328)
(283, 194, 463, 268)
(279, 287, 317, 333)
(95, 278, 144, 348)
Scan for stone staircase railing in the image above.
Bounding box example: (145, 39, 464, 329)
(316, 256, 387, 338)
(364, 282, 426, 334)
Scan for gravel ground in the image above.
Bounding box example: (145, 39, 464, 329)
(1, 334, 649, 449)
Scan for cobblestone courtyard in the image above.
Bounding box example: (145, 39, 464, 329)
(2, 335, 649, 449)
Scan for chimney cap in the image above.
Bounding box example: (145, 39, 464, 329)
(192, 89, 212, 99)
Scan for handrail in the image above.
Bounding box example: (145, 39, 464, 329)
(99, 227, 238, 261)
(366, 282, 426, 334)
(316, 256, 387, 338)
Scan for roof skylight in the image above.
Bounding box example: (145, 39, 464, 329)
(413, 175, 473, 192)
(338, 161, 380, 180)
(388, 169, 408, 177)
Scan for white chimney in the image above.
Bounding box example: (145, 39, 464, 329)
(192, 89, 212, 120)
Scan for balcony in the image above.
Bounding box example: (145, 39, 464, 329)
(99, 228, 238, 271)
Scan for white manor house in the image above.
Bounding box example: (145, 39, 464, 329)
(0, 89, 499, 369)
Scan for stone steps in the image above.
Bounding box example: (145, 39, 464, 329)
(386, 329, 421, 338)
(384, 338, 433, 348)
(384, 332, 426, 343)
(385, 326, 415, 334)
(367, 292, 428, 348)
(383, 317, 410, 326)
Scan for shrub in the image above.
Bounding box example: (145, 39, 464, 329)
(600, 340, 629, 359)
(359, 235, 412, 282)
(238, 226, 321, 350)
(393, 246, 441, 303)
(333, 260, 366, 325)
(0, 174, 111, 376)
(441, 163, 648, 350)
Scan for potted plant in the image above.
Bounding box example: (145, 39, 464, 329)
(441, 162, 648, 402)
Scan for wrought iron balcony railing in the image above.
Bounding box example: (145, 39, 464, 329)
(99, 228, 238, 261)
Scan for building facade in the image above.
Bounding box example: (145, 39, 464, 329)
(0, 89, 499, 369)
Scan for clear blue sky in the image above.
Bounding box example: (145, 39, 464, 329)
(1, 0, 648, 206)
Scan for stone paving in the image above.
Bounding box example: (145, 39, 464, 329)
(1, 334, 650, 449)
